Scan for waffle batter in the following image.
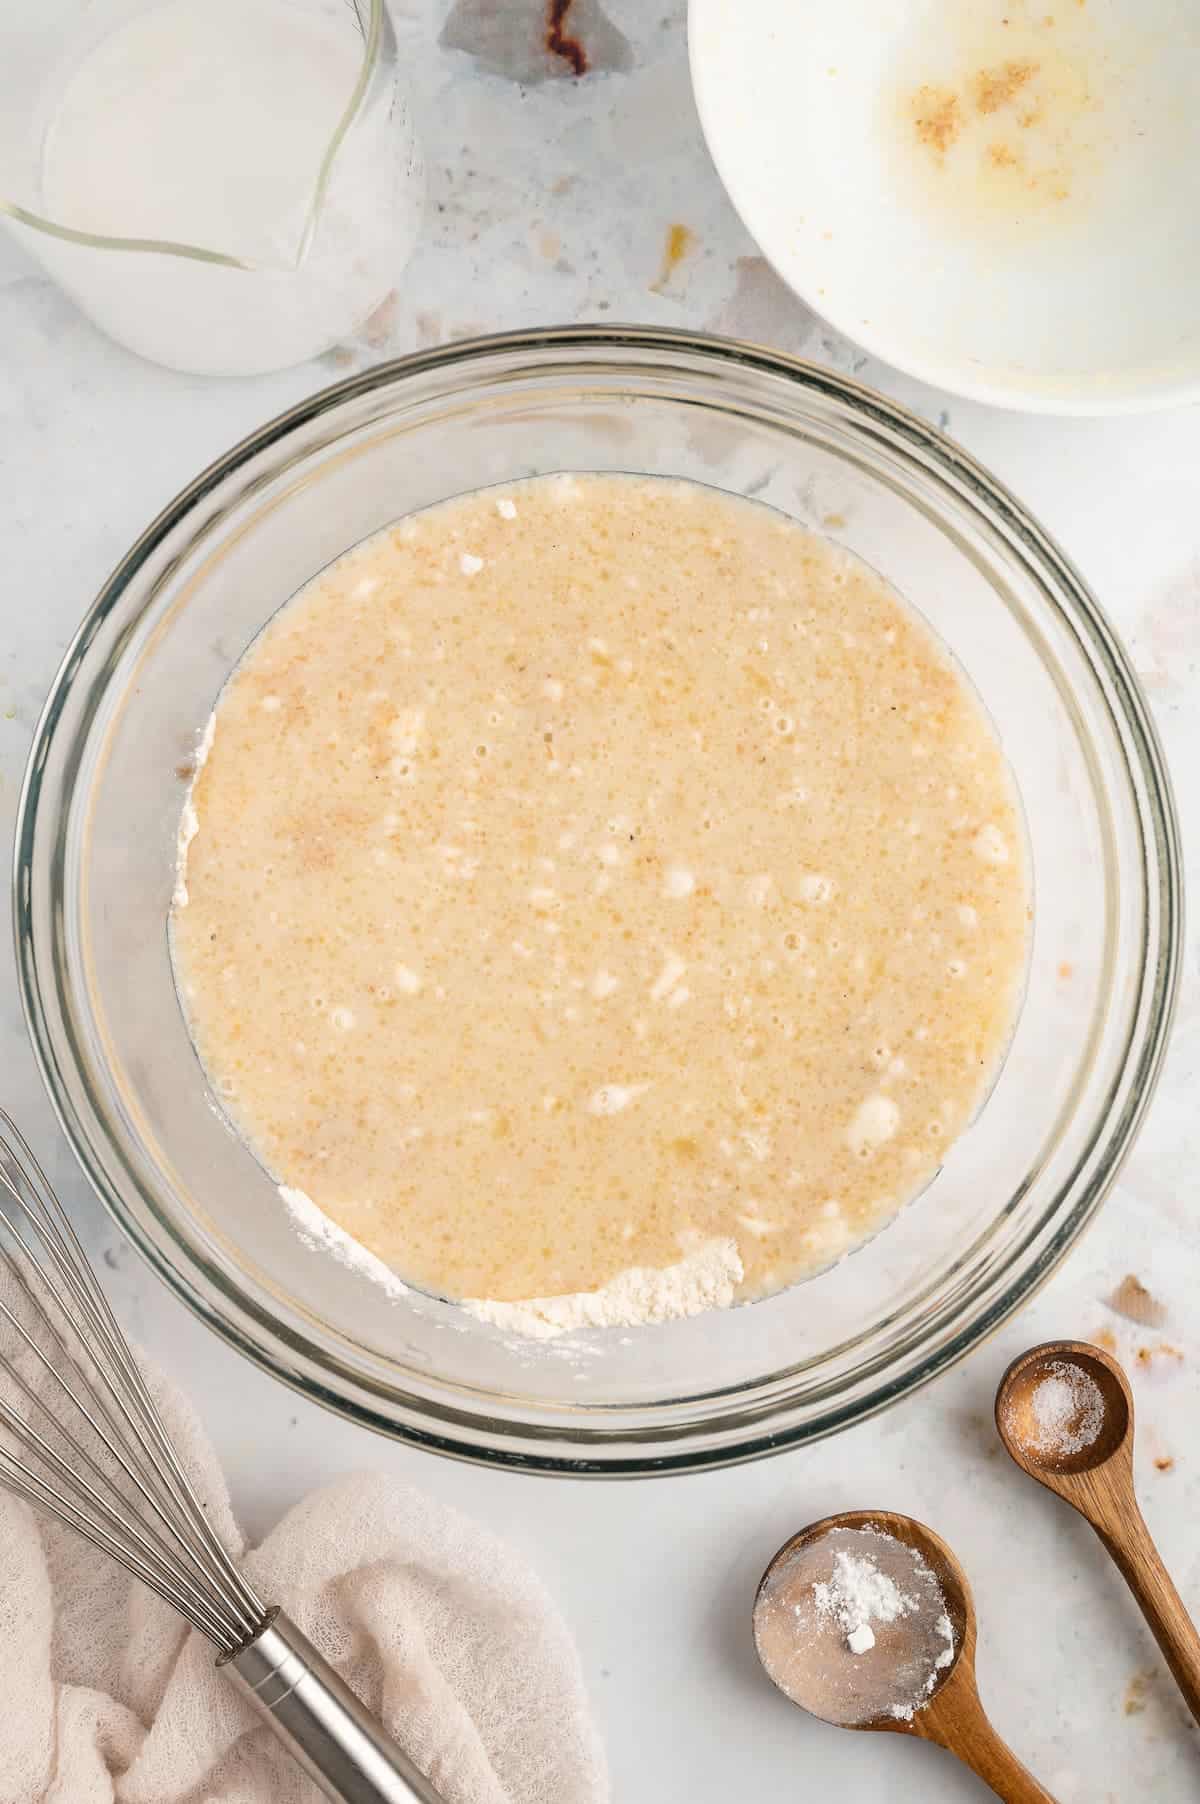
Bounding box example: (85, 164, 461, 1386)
(172, 475, 1029, 1326)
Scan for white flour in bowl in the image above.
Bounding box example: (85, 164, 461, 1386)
(464, 1237, 743, 1339)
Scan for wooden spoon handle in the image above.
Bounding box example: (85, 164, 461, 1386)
(1092, 1504, 1200, 1726)
(918, 1681, 1059, 1803)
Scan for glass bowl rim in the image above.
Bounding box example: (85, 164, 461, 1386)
(13, 324, 1184, 1476)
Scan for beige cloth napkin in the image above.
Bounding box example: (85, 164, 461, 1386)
(0, 1360, 608, 1804)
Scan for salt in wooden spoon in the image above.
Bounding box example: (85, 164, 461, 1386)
(753, 1509, 1057, 1802)
(996, 1339, 1200, 1726)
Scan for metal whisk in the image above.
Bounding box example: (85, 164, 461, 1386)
(0, 1110, 443, 1804)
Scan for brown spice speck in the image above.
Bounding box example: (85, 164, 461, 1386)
(546, 0, 587, 76)
(651, 223, 697, 293)
(1124, 1670, 1154, 1715)
(913, 85, 963, 154)
(1136, 1342, 1183, 1370)
(1154, 1456, 1175, 1473)
(974, 59, 1040, 114)
(1106, 1274, 1167, 1330)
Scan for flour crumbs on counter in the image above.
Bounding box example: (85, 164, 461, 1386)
(172, 473, 1030, 1325)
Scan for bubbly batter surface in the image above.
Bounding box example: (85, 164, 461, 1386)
(172, 475, 1029, 1311)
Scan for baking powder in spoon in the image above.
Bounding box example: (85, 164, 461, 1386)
(756, 1524, 957, 1725)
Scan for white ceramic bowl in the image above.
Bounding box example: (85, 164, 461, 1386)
(689, 0, 1200, 413)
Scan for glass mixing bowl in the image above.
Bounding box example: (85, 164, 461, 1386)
(15, 328, 1181, 1474)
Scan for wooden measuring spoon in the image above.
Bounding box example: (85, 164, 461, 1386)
(753, 1510, 1057, 1801)
(996, 1339, 1200, 1726)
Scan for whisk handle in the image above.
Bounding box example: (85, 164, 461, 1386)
(224, 1609, 446, 1804)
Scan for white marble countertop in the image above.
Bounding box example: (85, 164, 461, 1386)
(2, 4, 1199, 1798)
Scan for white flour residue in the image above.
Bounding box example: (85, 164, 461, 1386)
(757, 1522, 952, 1731)
(464, 1237, 743, 1340)
(587, 1082, 652, 1116)
(813, 1550, 919, 1656)
(1028, 1361, 1105, 1455)
(172, 711, 216, 909)
(172, 801, 199, 909)
(889, 1607, 957, 1720)
(279, 1185, 409, 1302)
(755, 1523, 957, 1729)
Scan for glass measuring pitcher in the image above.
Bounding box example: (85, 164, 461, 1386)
(1, 0, 423, 374)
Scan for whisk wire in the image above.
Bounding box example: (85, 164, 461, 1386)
(0, 1184, 260, 1639)
(0, 1111, 265, 1653)
(0, 1289, 248, 1647)
(0, 1112, 449, 1801)
(0, 1426, 242, 1645)
(0, 1120, 265, 1603)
